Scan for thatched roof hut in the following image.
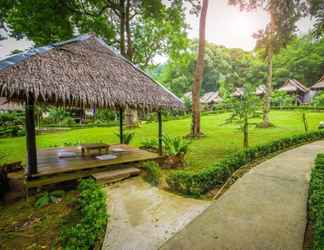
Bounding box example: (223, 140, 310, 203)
(278, 79, 309, 104)
(0, 34, 182, 178)
(232, 87, 244, 97)
(310, 75, 324, 91)
(200, 91, 222, 104)
(278, 79, 309, 94)
(255, 84, 266, 96)
(0, 34, 183, 111)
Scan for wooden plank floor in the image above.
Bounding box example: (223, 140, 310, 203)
(34, 144, 160, 178)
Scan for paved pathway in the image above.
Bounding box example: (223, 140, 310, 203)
(161, 141, 324, 250)
(102, 177, 210, 250)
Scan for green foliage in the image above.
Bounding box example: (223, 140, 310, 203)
(271, 91, 295, 107)
(308, 0, 324, 38)
(60, 178, 108, 250)
(272, 36, 324, 86)
(46, 108, 73, 126)
(162, 135, 191, 156)
(2, 0, 191, 68)
(141, 138, 158, 150)
(143, 161, 161, 186)
(167, 130, 324, 195)
(95, 109, 116, 123)
(35, 190, 65, 208)
(115, 131, 135, 145)
(312, 92, 324, 107)
(0, 112, 25, 137)
(309, 154, 324, 249)
(183, 96, 192, 112)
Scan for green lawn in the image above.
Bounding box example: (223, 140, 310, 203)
(1, 111, 324, 170)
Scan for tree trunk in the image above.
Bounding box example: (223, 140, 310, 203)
(125, 0, 133, 61)
(119, 0, 138, 128)
(262, 17, 274, 128)
(119, 0, 126, 56)
(191, 0, 208, 137)
(243, 113, 248, 148)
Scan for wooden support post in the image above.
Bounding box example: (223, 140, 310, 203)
(158, 111, 163, 155)
(119, 108, 124, 144)
(25, 97, 37, 179)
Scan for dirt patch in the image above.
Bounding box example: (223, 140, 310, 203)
(303, 220, 314, 250)
(0, 191, 78, 249)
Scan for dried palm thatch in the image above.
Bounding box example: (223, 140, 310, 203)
(0, 34, 183, 111)
(310, 75, 324, 90)
(279, 79, 309, 93)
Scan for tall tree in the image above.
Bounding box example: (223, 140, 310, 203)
(229, 0, 307, 127)
(191, 0, 208, 138)
(308, 0, 324, 38)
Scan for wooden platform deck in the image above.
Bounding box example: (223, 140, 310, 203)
(25, 144, 161, 188)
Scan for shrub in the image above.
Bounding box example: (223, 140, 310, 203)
(140, 138, 158, 150)
(35, 190, 65, 208)
(60, 179, 108, 250)
(271, 90, 295, 107)
(115, 131, 135, 144)
(162, 136, 191, 156)
(143, 161, 161, 186)
(308, 154, 324, 249)
(312, 92, 324, 107)
(167, 131, 324, 196)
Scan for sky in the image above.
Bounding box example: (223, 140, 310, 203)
(0, 1, 314, 58)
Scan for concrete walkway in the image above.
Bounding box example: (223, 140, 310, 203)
(102, 177, 210, 250)
(161, 141, 324, 250)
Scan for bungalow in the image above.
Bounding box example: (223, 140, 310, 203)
(200, 91, 223, 105)
(232, 87, 244, 98)
(310, 75, 324, 91)
(256, 85, 266, 97)
(278, 79, 309, 104)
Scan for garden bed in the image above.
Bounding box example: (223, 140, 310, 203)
(167, 131, 324, 196)
(305, 154, 324, 250)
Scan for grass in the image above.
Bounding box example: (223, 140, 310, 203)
(1, 111, 324, 170)
(0, 191, 78, 249)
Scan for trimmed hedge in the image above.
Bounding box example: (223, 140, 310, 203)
(272, 106, 324, 112)
(167, 130, 324, 196)
(143, 161, 161, 186)
(60, 179, 108, 250)
(308, 154, 324, 249)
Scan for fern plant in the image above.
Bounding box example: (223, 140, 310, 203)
(115, 131, 135, 144)
(162, 135, 191, 156)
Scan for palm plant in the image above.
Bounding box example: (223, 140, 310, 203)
(115, 131, 135, 144)
(162, 135, 191, 156)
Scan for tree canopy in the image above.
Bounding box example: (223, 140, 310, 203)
(0, 0, 198, 67)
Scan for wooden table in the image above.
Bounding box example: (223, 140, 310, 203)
(80, 143, 110, 156)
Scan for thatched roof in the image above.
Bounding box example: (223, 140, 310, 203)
(200, 91, 222, 104)
(310, 75, 324, 90)
(183, 91, 192, 99)
(0, 34, 183, 111)
(232, 87, 244, 97)
(278, 79, 309, 93)
(255, 84, 266, 96)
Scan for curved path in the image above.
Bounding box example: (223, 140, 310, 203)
(161, 140, 324, 250)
